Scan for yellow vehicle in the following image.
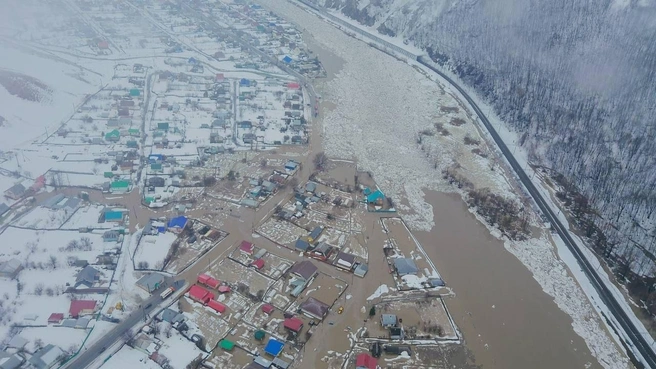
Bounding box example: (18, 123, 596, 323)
(337, 306, 344, 314)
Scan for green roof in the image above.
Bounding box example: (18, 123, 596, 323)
(157, 122, 169, 130)
(104, 172, 114, 178)
(110, 180, 130, 189)
(144, 197, 154, 204)
(219, 339, 234, 351)
(105, 129, 120, 139)
(254, 330, 266, 341)
(128, 128, 139, 136)
(151, 163, 162, 170)
(129, 89, 140, 96)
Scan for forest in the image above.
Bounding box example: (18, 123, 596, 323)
(314, 0, 656, 314)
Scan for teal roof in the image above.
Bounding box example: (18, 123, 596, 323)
(366, 190, 385, 203)
(105, 211, 123, 221)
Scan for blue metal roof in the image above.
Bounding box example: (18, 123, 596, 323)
(282, 56, 292, 63)
(167, 216, 188, 229)
(264, 338, 284, 356)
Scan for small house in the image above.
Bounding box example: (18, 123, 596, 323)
(305, 182, 317, 194)
(381, 314, 397, 328)
(75, 266, 100, 288)
(308, 226, 323, 243)
(394, 258, 419, 276)
(69, 300, 97, 318)
(28, 344, 64, 369)
(334, 251, 356, 271)
(310, 242, 333, 261)
(262, 304, 274, 315)
(136, 273, 166, 293)
(299, 297, 330, 320)
(283, 317, 303, 333)
(263, 338, 284, 357)
(0, 259, 22, 278)
(289, 260, 318, 281)
(3, 183, 26, 200)
(102, 230, 121, 242)
(48, 313, 64, 324)
(239, 240, 254, 255)
(251, 259, 265, 270)
(355, 353, 377, 369)
(294, 239, 310, 252)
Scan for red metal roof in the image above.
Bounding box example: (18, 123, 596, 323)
(199, 274, 220, 288)
(283, 317, 303, 332)
(69, 300, 96, 317)
(188, 285, 211, 302)
(262, 304, 274, 314)
(218, 285, 231, 293)
(355, 353, 377, 369)
(239, 240, 254, 254)
(48, 313, 64, 323)
(207, 300, 226, 313)
(197, 274, 210, 284)
(251, 259, 265, 269)
(287, 82, 300, 89)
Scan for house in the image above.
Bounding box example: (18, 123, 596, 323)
(239, 240, 254, 255)
(0, 203, 9, 217)
(383, 345, 412, 355)
(334, 251, 356, 271)
(4, 183, 26, 200)
(308, 226, 323, 243)
(251, 259, 265, 270)
(136, 273, 166, 293)
(366, 190, 385, 204)
(109, 180, 130, 193)
(69, 300, 97, 318)
(28, 344, 64, 369)
(75, 265, 100, 288)
(283, 317, 303, 333)
(102, 230, 121, 242)
(207, 300, 227, 313)
(261, 304, 274, 315)
(282, 55, 293, 64)
(7, 335, 28, 350)
(262, 180, 276, 193)
(310, 242, 333, 261)
(294, 239, 310, 252)
(157, 122, 170, 131)
(160, 309, 184, 324)
(98, 40, 109, 49)
(219, 339, 235, 351)
(197, 274, 220, 289)
(250, 186, 262, 197)
(381, 314, 397, 328)
(167, 216, 188, 233)
(289, 260, 318, 281)
(394, 258, 419, 276)
(355, 353, 377, 369)
(264, 338, 284, 356)
(284, 160, 298, 171)
(287, 82, 300, 89)
(0, 259, 22, 278)
(148, 176, 166, 187)
(104, 129, 120, 142)
(0, 352, 24, 369)
(48, 313, 64, 324)
(188, 285, 214, 304)
(300, 297, 330, 320)
(305, 182, 317, 194)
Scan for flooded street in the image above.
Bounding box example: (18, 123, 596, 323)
(415, 191, 601, 369)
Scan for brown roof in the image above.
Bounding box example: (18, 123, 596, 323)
(288, 260, 318, 280)
(300, 297, 329, 319)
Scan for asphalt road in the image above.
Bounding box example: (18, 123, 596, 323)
(63, 279, 183, 369)
(416, 56, 656, 368)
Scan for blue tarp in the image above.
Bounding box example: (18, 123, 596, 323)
(148, 154, 163, 163)
(167, 216, 188, 229)
(282, 56, 292, 64)
(240, 78, 251, 87)
(264, 338, 284, 356)
(366, 190, 385, 203)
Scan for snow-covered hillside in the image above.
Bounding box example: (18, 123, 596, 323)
(312, 0, 656, 282)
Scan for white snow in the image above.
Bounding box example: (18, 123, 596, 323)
(366, 284, 390, 301)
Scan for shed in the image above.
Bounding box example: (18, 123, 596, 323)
(207, 300, 227, 313)
(0, 259, 22, 278)
(28, 345, 64, 369)
(167, 216, 188, 231)
(254, 329, 266, 341)
(254, 356, 272, 368)
(4, 183, 26, 199)
(188, 285, 213, 304)
(394, 258, 419, 276)
(219, 339, 235, 351)
(264, 338, 284, 356)
(282, 55, 292, 64)
(75, 265, 100, 288)
(240, 78, 251, 87)
(157, 122, 170, 131)
(47, 313, 64, 324)
(198, 274, 220, 289)
(129, 88, 140, 97)
(272, 358, 291, 369)
(354, 263, 368, 278)
(381, 314, 397, 328)
(241, 198, 259, 208)
(305, 182, 317, 193)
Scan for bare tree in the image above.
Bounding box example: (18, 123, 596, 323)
(313, 151, 328, 171)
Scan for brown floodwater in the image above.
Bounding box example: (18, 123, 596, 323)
(415, 190, 601, 369)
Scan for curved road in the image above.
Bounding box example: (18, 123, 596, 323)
(416, 56, 654, 369)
